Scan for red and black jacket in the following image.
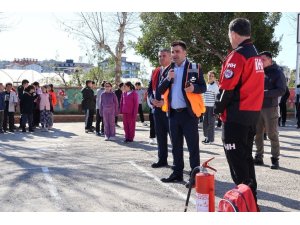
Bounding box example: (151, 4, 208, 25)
(214, 39, 264, 126)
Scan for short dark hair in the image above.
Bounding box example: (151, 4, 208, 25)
(171, 40, 187, 50)
(229, 18, 251, 36)
(119, 82, 124, 88)
(86, 80, 92, 86)
(259, 51, 272, 59)
(32, 81, 39, 86)
(297, 84, 300, 88)
(101, 80, 107, 88)
(105, 82, 112, 87)
(25, 85, 35, 92)
(6, 82, 12, 87)
(21, 79, 29, 85)
(135, 82, 141, 86)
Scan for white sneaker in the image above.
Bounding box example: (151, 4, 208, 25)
(109, 136, 116, 141)
(149, 138, 156, 144)
(104, 136, 109, 141)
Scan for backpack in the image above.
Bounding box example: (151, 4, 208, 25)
(218, 184, 259, 212)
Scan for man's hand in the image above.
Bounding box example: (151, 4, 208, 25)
(184, 83, 194, 93)
(156, 100, 164, 107)
(168, 69, 175, 81)
(151, 99, 164, 107)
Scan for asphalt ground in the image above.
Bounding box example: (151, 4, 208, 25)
(0, 119, 299, 213)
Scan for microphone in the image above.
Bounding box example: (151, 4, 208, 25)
(169, 62, 175, 83)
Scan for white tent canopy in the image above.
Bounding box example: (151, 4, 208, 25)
(0, 69, 69, 86)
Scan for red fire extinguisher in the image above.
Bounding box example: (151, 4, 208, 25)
(184, 157, 217, 212)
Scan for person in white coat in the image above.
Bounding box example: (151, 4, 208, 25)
(202, 71, 219, 144)
(3, 83, 18, 132)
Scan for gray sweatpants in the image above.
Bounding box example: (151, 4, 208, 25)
(203, 106, 216, 142)
(255, 107, 280, 159)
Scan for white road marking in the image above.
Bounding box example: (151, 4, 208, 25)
(41, 167, 62, 210)
(128, 161, 196, 206)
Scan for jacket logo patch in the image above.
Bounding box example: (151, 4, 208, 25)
(227, 63, 236, 68)
(224, 143, 236, 151)
(224, 69, 234, 79)
(190, 76, 196, 82)
(255, 58, 264, 71)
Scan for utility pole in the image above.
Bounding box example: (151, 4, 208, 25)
(296, 13, 300, 86)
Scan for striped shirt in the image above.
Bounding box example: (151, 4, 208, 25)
(204, 82, 219, 107)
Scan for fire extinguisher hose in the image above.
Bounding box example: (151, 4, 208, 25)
(184, 166, 201, 212)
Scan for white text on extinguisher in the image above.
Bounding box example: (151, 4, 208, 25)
(196, 193, 209, 212)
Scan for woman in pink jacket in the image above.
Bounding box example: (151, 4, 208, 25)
(120, 81, 139, 143)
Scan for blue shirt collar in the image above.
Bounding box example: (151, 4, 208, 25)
(175, 59, 186, 68)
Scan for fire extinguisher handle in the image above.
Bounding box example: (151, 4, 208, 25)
(202, 157, 217, 172)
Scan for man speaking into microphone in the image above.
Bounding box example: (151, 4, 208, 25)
(158, 40, 206, 185)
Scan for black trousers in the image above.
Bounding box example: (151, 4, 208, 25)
(85, 109, 95, 130)
(222, 122, 257, 201)
(33, 108, 40, 127)
(279, 102, 287, 124)
(169, 109, 200, 176)
(296, 103, 300, 127)
(138, 104, 144, 123)
(95, 109, 104, 133)
(3, 110, 14, 131)
(149, 110, 156, 138)
(153, 108, 169, 163)
(22, 113, 33, 129)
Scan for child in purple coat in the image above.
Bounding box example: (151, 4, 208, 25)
(100, 82, 119, 141)
(120, 81, 139, 143)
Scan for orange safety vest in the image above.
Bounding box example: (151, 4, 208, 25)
(162, 63, 206, 117)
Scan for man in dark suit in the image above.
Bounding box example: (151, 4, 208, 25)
(158, 40, 206, 184)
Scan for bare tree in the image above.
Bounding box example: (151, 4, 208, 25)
(0, 13, 10, 32)
(59, 12, 139, 85)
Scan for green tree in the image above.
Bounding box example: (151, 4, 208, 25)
(135, 12, 282, 74)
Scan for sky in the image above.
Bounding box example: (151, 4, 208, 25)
(0, 12, 299, 75)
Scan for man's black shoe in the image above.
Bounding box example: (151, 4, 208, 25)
(161, 173, 183, 183)
(151, 162, 168, 168)
(270, 157, 279, 169)
(254, 156, 264, 165)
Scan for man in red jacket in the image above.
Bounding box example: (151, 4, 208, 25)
(147, 49, 172, 168)
(214, 18, 264, 201)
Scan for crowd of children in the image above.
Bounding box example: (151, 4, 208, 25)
(0, 79, 57, 133)
(81, 80, 148, 143)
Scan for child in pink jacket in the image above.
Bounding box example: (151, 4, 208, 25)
(120, 81, 139, 143)
(39, 85, 51, 131)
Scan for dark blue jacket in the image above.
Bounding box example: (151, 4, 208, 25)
(158, 59, 206, 118)
(0, 92, 5, 110)
(263, 63, 286, 108)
